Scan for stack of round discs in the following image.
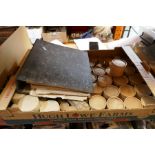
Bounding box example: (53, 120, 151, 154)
(60, 101, 70, 111)
(113, 75, 129, 86)
(119, 85, 136, 100)
(103, 85, 120, 99)
(109, 59, 127, 77)
(98, 75, 112, 87)
(93, 67, 105, 77)
(124, 97, 142, 109)
(107, 97, 124, 109)
(124, 66, 136, 76)
(141, 96, 155, 108)
(129, 74, 144, 85)
(89, 95, 106, 110)
(92, 83, 103, 95)
(18, 95, 40, 112)
(40, 100, 60, 112)
(134, 84, 152, 98)
(92, 74, 97, 83)
(105, 67, 111, 76)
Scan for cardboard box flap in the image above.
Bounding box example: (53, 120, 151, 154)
(0, 27, 33, 87)
(122, 46, 155, 96)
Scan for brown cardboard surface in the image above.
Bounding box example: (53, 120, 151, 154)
(123, 46, 155, 96)
(1, 29, 155, 122)
(6, 108, 153, 121)
(0, 75, 16, 110)
(0, 27, 32, 87)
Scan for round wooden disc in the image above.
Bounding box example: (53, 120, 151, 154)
(40, 100, 60, 112)
(60, 101, 70, 111)
(89, 95, 106, 110)
(113, 75, 129, 86)
(107, 97, 124, 109)
(141, 96, 155, 107)
(92, 83, 103, 95)
(93, 67, 105, 76)
(18, 95, 39, 112)
(124, 97, 142, 109)
(120, 85, 136, 98)
(103, 85, 120, 99)
(98, 75, 112, 87)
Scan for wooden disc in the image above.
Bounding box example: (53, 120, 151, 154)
(40, 100, 60, 112)
(120, 85, 136, 99)
(107, 97, 124, 109)
(92, 83, 103, 95)
(68, 100, 90, 111)
(18, 95, 39, 112)
(113, 75, 129, 86)
(89, 95, 106, 110)
(124, 97, 142, 109)
(93, 67, 105, 76)
(141, 96, 155, 107)
(60, 101, 70, 111)
(103, 85, 120, 99)
(98, 75, 112, 87)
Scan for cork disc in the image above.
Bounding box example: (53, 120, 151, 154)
(124, 97, 142, 109)
(124, 66, 136, 76)
(113, 75, 129, 86)
(68, 100, 90, 111)
(98, 75, 112, 87)
(40, 100, 60, 112)
(107, 97, 124, 109)
(93, 67, 105, 76)
(103, 85, 120, 99)
(120, 85, 136, 98)
(134, 84, 152, 98)
(112, 59, 127, 67)
(96, 63, 103, 68)
(18, 95, 40, 112)
(89, 95, 106, 110)
(141, 96, 155, 107)
(60, 101, 70, 111)
(92, 83, 103, 95)
(129, 74, 144, 85)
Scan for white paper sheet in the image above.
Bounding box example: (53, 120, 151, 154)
(74, 37, 108, 50)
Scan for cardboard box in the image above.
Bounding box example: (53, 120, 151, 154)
(0, 27, 33, 119)
(1, 27, 155, 123)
